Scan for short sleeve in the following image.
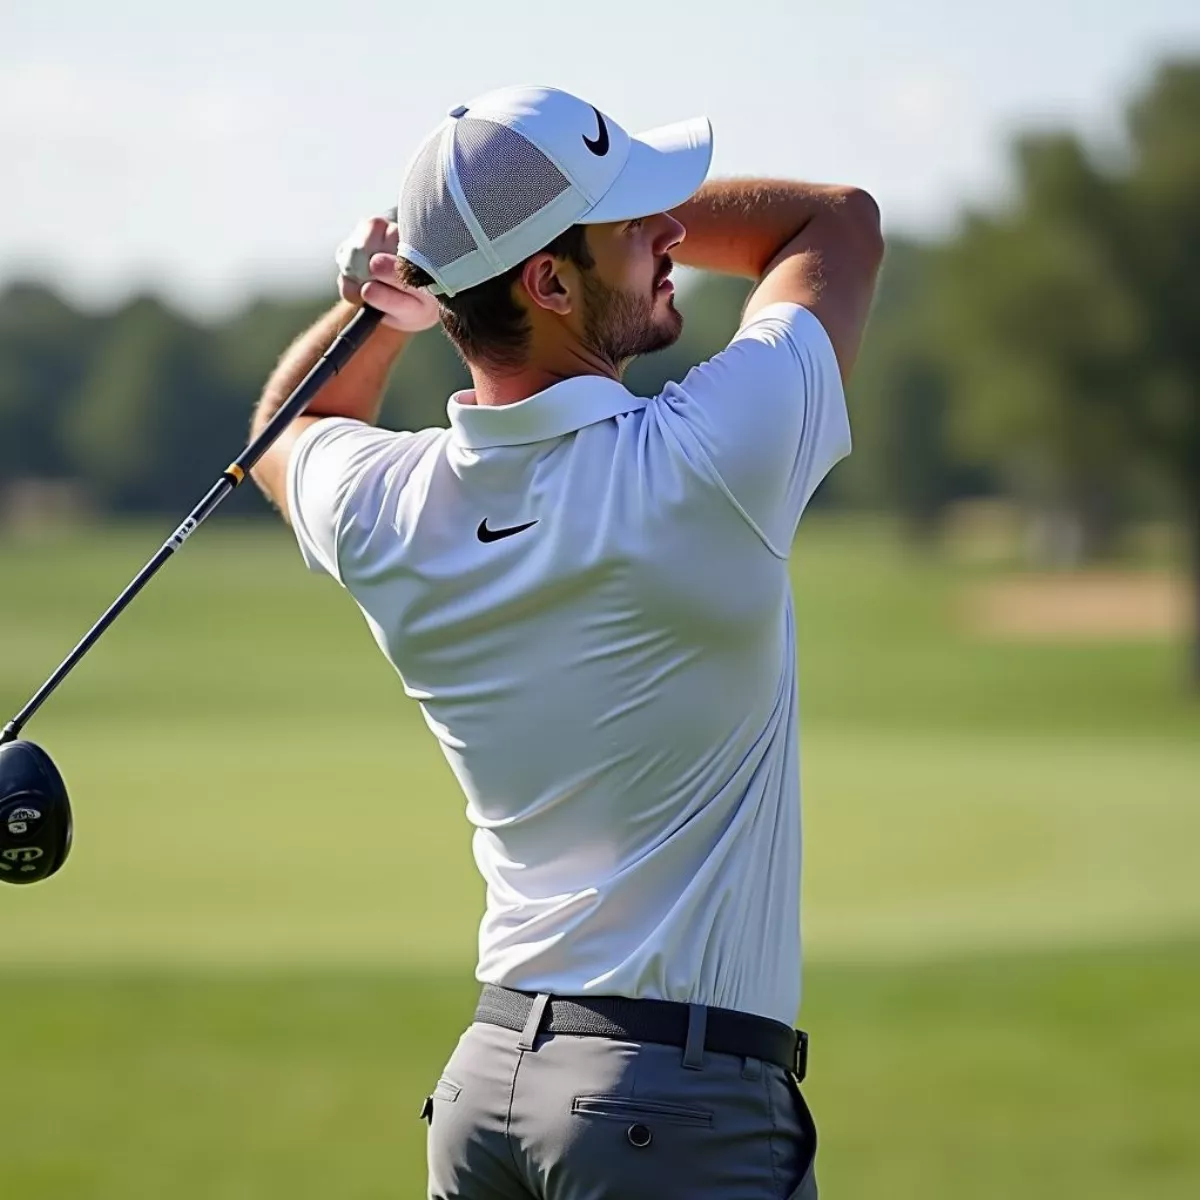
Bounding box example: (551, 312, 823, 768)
(285, 418, 416, 583)
(654, 302, 851, 556)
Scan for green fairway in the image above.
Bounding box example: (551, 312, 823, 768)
(1, 521, 1195, 965)
(1, 520, 1197, 1197)
(1, 720, 1196, 965)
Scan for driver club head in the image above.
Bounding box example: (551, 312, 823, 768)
(0, 740, 73, 885)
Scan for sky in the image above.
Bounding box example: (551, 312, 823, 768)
(4, 0, 1199, 317)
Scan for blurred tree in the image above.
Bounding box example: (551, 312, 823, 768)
(839, 238, 971, 541)
(934, 133, 1142, 564)
(925, 57, 1200, 683)
(1118, 60, 1200, 684)
(63, 296, 230, 512)
(0, 283, 105, 485)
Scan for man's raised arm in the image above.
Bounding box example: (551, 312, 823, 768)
(670, 180, 884, 379)
(248, 214, 439, 521)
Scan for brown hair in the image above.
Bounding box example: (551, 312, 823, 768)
(396, 225, 594, 369)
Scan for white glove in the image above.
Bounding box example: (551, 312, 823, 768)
(335, 212, 441, 333)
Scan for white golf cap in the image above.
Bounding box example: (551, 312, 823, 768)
(395, 85, 713, 297)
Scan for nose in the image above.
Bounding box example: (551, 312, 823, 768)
(654, 213, 686, 255)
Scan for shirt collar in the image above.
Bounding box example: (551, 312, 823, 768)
(447, 375, 648, 449)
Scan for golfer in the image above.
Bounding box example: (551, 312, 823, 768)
(251, 85, 882, 1200)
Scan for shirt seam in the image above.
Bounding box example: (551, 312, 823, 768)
(703, 305, 824, 560)
(328, 425, 444, 583)
(288, 417, 357, 584)
(658, 406, 790, 560)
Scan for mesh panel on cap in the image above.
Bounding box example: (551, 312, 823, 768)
(453, 118, 571, 243)
(398, 134, 477, 271)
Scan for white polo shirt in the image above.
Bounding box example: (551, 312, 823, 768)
(287, 302, 849, 1024)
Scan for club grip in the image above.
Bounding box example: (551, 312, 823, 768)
(336, 206, 400, 284)
(326, 304, 385, 368)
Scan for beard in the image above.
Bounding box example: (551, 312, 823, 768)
(579, 266, 683, 367)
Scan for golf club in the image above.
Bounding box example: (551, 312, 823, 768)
(0, 304, 384, 885)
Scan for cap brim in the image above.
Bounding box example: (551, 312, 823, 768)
(582, 116, 713, 224)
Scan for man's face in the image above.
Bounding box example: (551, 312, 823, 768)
(577, 213, 687, 366)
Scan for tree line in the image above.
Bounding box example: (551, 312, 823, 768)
(1, 59, 1196, 678)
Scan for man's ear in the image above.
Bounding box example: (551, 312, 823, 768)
(520, 253, 574, 316)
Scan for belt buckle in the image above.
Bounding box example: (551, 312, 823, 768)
(792, 1030, 809, 1082)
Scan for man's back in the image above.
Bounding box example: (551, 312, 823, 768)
(251, 85, 882, 1196)
(288, 303, 849, 1023)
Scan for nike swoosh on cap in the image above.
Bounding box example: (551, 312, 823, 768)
(477, 518, 539, 543)
(583, 107, 610, 156)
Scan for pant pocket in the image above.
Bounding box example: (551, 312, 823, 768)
(786, 1161, 818, 1200)
(571, 1095, 713, 1127)
(779, 1074, 818, 1199)
(569, 1094, 715, 1182)
(421, 1076, 462, 1124)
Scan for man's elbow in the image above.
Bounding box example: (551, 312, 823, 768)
(838, 188, 885, 268)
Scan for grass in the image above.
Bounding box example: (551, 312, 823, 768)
(0, 518, 1197, 1197)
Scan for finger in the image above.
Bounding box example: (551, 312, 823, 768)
(336, 218, 398, 281)
(359, 215, 389, 241)
(337, 274, 364, 306)
(362, 284, 419, 331)
(368, 252, 401, 281)
(360, 216, 397, 255)
(361, 280, 441, 332)
(365, 255, 441, 328)
(361, 279, 424, 320)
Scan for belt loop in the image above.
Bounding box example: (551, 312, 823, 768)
(682, 1004, 707, 1070)
(793, 1030, 809, 1082)
(518, 992, 551, 1051)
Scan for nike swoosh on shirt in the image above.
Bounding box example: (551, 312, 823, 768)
(477, 518, 539, 543)
(583, 107, 610, 156)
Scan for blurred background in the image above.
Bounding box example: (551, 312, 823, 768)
(2, 1, 1198, 1197)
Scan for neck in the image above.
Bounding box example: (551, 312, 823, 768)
(469, 341, 622, 408)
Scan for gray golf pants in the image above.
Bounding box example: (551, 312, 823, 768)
(422, 1008, 818, 1199)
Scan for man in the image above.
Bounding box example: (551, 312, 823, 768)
(251, 85, 882, 1200)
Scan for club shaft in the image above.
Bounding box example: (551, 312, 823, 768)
(0, 306, 384, 746)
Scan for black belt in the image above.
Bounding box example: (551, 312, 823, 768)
(475, 984, 808, 1080)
